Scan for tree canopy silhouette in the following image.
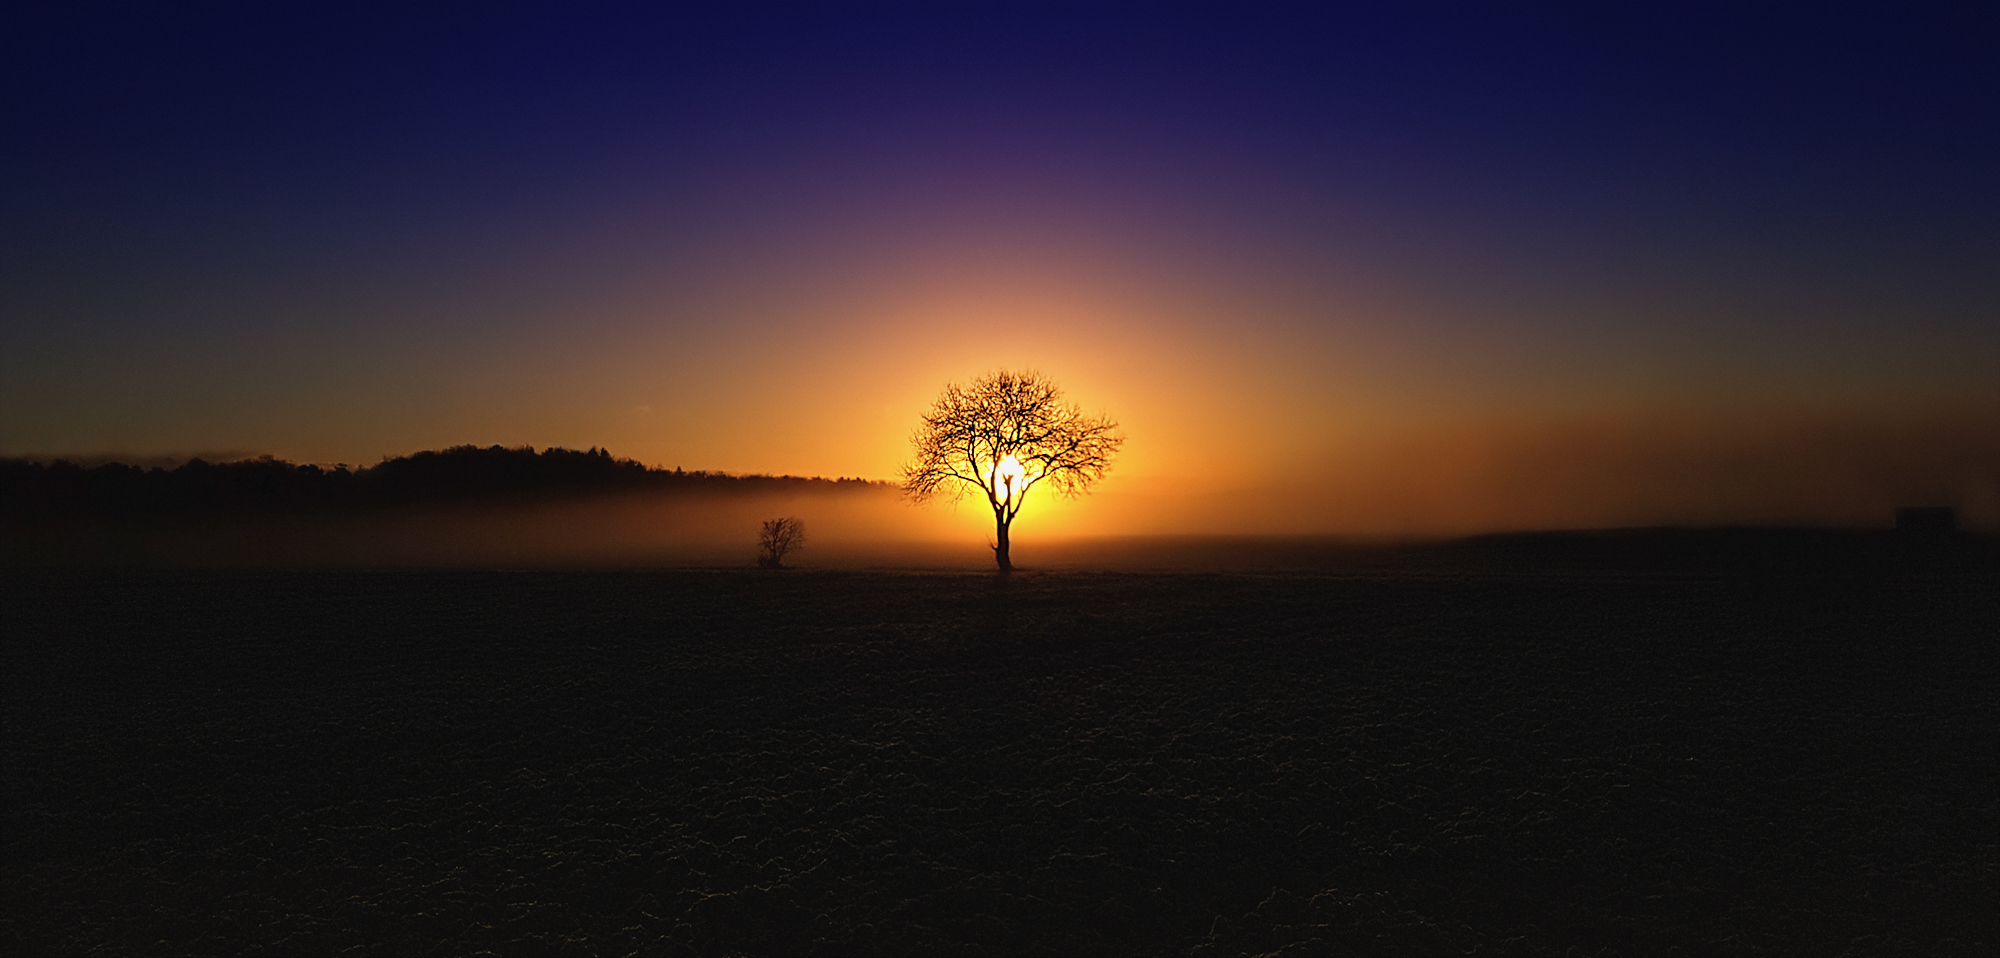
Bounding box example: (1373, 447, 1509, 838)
(902, 370, 1122, 571)
(1, 445, 883, 523)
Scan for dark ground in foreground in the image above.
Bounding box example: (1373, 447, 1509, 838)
(4, 532, 1998, 956)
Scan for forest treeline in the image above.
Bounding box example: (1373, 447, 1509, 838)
(1, 445, 887, 522)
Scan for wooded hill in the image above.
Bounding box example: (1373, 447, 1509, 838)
(1, 445, 888, 521)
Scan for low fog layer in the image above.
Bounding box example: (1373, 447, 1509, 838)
(1074, 404, 2000, 538)
(0, 446, 964, 567)
(131, 488, 969, 568)
(7, 404, 1996, 569)
(1, 478, 992, 568)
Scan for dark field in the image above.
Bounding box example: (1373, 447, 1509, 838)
(5, 533, 1999, 955)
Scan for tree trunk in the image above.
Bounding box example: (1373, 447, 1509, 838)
(993, 515, 1013, 571)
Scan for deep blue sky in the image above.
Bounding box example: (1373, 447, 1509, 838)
(4, 2, 1996, 530)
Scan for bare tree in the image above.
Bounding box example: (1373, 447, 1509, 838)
(757, 516, 806, 568)
(902, 370, 1122, 571)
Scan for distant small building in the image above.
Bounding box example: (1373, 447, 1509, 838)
(1895, 507, 1956, 534)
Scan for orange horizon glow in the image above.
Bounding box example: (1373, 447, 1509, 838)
(6, 7, 1996, 539)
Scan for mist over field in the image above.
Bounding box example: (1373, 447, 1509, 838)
(0, 446, 980, 568)
(9, 410, 1996, 569)
(1262, 404, 2000, 536)
(28, 487, 927, 568)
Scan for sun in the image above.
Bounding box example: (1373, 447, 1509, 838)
(992, 454, 1029, 498)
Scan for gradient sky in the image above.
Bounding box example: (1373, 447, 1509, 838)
(5, 3, 1997, 534)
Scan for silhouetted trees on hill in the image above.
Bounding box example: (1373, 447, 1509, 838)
(1, 445, 884, 523)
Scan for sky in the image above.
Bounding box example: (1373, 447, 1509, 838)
(4, 2, 1997, 535)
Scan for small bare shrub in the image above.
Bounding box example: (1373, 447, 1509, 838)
(757, 516, 806, 568)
